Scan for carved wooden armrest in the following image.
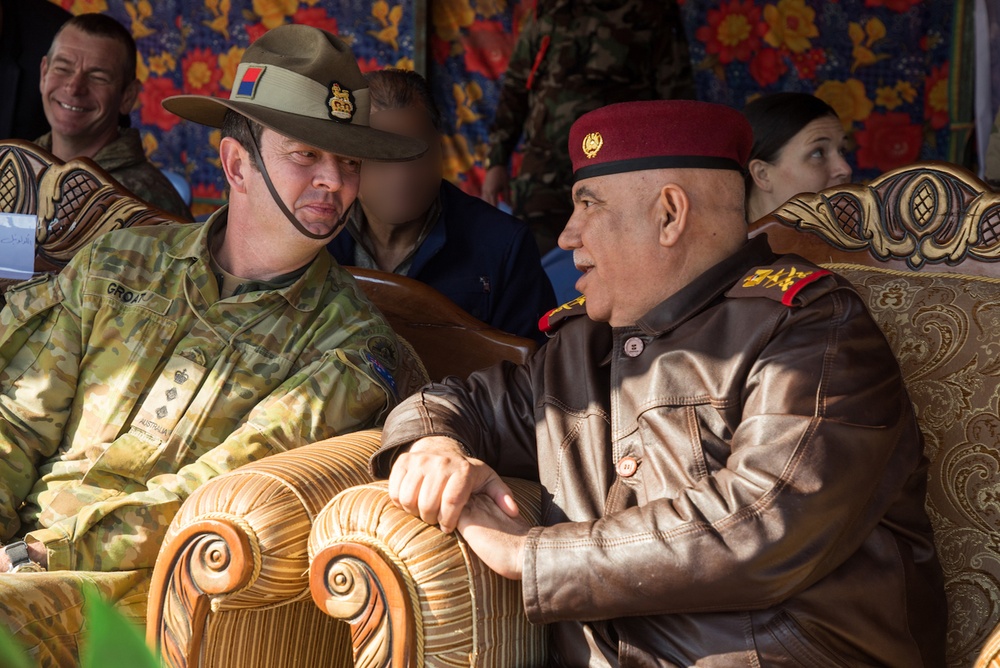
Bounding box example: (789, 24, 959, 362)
(147, 429, 382, 668)
(308, 478, 547, 667)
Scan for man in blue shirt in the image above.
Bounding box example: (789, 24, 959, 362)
(327, 69, 555, 344)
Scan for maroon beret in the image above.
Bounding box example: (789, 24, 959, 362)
(569, 100, 753, 182)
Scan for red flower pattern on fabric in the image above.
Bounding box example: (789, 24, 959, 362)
(855, 112, 923, 171)
(139, 76, 183, 132)
(695, 0, 768, 64)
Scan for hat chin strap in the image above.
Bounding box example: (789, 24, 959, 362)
(242, 117, 348, 241)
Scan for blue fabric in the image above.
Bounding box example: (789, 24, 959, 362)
(328, 180, 556, 344)
(541, 246, 583, 306)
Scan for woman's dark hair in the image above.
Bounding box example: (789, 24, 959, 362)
(743, 92, 839, 166)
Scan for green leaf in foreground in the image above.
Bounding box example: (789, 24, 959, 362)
(0, 620, 32, 668)
(79, 585, 158, 668)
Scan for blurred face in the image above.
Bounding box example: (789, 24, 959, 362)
(40, 26, 136, 144)
(244, 128, 361, 241)
(757, 115, 852, 206)
(359, 105, 442, 226)
(558, 173, 663, 326)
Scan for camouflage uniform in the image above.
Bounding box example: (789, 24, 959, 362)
(35, 129, 193, 221)
(0, 207, 426, 664)
(485, 0, 695, 253)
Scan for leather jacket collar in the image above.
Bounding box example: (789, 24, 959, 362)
(635, 234, 776, 337)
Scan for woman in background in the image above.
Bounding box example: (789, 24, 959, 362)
(743, 92, 853, 222)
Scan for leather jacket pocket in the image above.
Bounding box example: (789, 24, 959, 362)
(755, 611, 851, 668)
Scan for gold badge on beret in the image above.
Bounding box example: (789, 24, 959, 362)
(582, 132, 604, 159)
(327, 82, 355, 121)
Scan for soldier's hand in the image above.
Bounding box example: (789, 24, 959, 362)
(388, 436, 519, 534)
(481, 165, 510, 207)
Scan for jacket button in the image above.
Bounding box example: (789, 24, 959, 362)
(623, 336, 644, 357)
(616, 456, 638, 478)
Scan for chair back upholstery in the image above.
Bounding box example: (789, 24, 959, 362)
(750, 163, 1000, 667)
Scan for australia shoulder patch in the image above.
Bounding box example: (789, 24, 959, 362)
(725, 259, 834, 307)
(538, 295, 587, 335)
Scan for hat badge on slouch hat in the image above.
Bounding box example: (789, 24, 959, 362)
(327, 83, 355, 121)
(161, 24, 425, 161)
(568, 100, 753, 182)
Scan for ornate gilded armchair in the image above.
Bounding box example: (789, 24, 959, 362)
(301, 163, 1000, 668)
(750, 162, 1000, 667)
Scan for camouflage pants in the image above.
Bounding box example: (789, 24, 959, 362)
(0, 569, 150, 667)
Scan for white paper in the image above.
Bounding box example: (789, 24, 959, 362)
(0, 213, 37, 280)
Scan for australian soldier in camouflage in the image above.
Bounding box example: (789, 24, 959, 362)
(483, 0, 695, 253)
(0, 25, 428, 665)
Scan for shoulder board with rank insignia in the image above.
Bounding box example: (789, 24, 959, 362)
(539, 295, 587, 335)
(725, 259, 834, 307)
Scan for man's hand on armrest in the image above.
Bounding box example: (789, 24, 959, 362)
(387, 436, 519, 534)
(457, 493, 529, 580)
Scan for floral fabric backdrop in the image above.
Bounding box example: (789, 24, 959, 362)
(683, 0, 956, 180)
(434, 0, 959, 192)
(49, 0, 957, 214)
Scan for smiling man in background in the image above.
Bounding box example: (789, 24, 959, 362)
(34, 13, 191, 220)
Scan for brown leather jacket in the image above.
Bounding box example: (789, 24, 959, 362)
(374, 236, 946, 667)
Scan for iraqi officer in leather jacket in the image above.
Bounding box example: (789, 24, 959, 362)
(371, 100, 946, 667)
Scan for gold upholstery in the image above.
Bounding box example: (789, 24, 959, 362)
(825, 264, 1000, 667)
(309, 478, 546, 667)
(147, 432, 382, 668)
(749, 162, 1000, 667)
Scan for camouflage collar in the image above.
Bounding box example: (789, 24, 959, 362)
(166, 205, 334, 312)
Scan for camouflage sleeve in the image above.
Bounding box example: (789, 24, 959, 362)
(654, 1, 696, 100)
(25, 325, 426, 572)
(0, 270, 81, 542)
(486, 14, 538, 169)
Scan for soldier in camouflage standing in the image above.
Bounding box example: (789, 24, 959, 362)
(481, 0, 695, 254)
(0, 25, 427, 665)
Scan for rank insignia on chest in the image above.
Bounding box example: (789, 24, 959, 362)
(726, 262, 833, 307)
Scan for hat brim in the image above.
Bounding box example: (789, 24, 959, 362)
(162, 95, 427, 162)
